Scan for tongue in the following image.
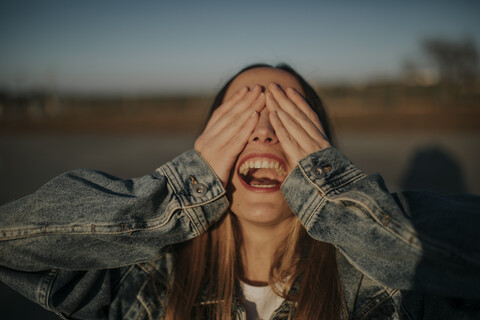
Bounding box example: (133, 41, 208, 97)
(249, 177, 278, 186)
(249, 168, 281, 181)
(241, 168, 282, 187)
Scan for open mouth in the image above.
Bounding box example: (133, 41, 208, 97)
(237, 154, 287, 191)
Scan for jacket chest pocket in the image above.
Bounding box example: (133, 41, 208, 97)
(123, 277, 166, 320)
(121, 262, 169, 320)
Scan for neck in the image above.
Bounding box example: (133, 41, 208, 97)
(237, 216, 295, 284)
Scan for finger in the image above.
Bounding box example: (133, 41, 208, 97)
(206, 92, 264, 139)
(211, 110, 259, 186)
(250, 91, 266, 113)
(228, 110, 260, 154)
(285, 87, 326, 136)
(269, 83, 325, 138)
(203, 109, 258, 154)
(206, 85, 261, 131)
(205, 86, 249, 130)
(200, 99, 263, 156)
(266, 92, 310, 146)
(266, 92, 327, 152)
(268, 83, 303, 119)
(266, 91, 306, 139)
(268, 110, 304, 165)
(267, 93, 312, 148)
(201, 110, 258, 171)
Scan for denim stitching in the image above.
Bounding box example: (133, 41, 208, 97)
(304, 196, 327, 229)
(136, 280, 154, 320)
(40, 269, 59, 311)
(328, 173, 367, 195)
(113, 265, 135, 293)
(0, 193, 225, 240)
(333, 192, 421, 251)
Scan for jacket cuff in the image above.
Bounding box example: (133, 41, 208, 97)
(156, 149, 228, 228)
(281, 147, 365, 225)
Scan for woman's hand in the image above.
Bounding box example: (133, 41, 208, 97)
(195, 85, 265, 187)
(266, 83, 330, 167)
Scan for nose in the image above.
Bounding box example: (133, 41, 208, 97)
(248, 109, 278, 144)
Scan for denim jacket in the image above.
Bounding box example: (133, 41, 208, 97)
(0, 147, 479, 319)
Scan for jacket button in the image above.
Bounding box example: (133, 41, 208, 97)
(193, 183, 208, 197)
(312, 165, 326, 178)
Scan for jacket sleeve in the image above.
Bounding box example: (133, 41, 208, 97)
(0, 149, 228, 319)
(282, 147, 480, 299)
(0, 149, 229, 271)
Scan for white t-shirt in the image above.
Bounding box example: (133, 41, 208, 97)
(239, 280, 284, 320)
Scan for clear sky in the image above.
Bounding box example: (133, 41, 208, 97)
(1, 0, 479, 94)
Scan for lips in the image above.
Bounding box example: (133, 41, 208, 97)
(237, 154, 287, 192)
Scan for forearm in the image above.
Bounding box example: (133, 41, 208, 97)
(283, 147, 480, 298)
(0, 149, 228, 271)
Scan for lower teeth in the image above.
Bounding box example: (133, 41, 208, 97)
(250, 184, 276, 188)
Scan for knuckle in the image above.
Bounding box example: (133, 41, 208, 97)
(195, 136, 210, 148)
(194, 138, 204, 148)
(224, 112, 238, 123)
(307, 110, 319, 120)
(212, 107, 225, 119)
(293, 109, 304, 119)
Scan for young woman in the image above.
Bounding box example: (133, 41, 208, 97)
(0, 64, 479, 320)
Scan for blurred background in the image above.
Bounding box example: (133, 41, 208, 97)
(1, 0, 479, 318)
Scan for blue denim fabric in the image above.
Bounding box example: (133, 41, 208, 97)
(0, 148, 479, 319)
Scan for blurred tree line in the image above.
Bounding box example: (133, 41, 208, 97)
(403, 37, 478, 95)
(322, 36, 479, 110)
(423, 37, 478, 89)
(0, 37, 479, 134)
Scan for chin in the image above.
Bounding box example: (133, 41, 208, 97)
(231, 202, 295, 226)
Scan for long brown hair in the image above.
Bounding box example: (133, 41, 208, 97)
(166, 64, 342, 319)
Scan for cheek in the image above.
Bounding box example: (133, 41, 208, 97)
(227, 175, 243, 210)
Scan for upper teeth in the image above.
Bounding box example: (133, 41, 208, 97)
(238, 159, 287, 177)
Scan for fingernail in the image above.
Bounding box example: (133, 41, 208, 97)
(238, 86, 248, 94)
(287, 87, 300, 96)
(272, 83, 283, 91)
